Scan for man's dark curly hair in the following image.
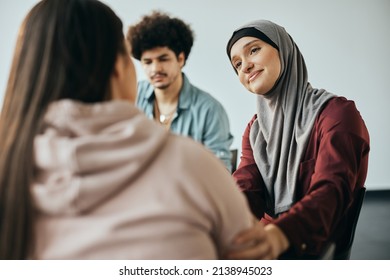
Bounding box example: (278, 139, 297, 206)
(127, 11, 194, 63)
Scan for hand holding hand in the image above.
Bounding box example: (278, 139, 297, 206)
(226, 221, 289, 260)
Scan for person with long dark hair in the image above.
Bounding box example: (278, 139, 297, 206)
(0, 0, 255, 260)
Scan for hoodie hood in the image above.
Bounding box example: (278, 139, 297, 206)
(32, 99, 168, 215)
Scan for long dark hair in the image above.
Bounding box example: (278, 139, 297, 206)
(0, 0, 126, 259)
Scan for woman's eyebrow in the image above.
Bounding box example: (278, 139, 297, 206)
(231, 39, 260, 62)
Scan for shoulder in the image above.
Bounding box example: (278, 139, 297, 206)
(193, 87, 223, 107)
(183, 79, 223, 108)
(317, 96, 369, 139)
(164, 134, 239, 195)
(168, 134, 220, 167)
(320, 97, 360, 118)
(137, 80, 153, 97)
(186, 88, 230, 122)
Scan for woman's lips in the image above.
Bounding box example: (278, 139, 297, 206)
(248, 70, 263, 83)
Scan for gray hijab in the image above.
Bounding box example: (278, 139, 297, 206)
(227, 20, 334, 217)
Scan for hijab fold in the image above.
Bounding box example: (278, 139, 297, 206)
(228, 20, 334, 217)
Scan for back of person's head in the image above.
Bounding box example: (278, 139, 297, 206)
(127, 10, 194, 63)
(0, 0, 126, 260)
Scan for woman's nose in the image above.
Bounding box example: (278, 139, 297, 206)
(242, 60, 254, 73)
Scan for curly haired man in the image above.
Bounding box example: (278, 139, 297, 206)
(127, 11, 233, 171)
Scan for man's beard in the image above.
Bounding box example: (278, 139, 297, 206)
(154, 83, 170, 90)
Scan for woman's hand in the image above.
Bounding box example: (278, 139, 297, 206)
(226, 221, 289, 260)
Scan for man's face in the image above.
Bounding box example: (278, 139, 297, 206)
(140, 47, 185, 90)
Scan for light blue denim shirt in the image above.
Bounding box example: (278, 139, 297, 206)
(136, 73, 234, 171)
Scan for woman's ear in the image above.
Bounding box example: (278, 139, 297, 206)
(112, 54, 125, 78)
(109, 55, 124, 100)
(110, 54, 137, 103)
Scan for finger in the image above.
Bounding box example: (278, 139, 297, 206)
(233, 226, 267, 245)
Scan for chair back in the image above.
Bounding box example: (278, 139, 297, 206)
(334, 186, 366, 259)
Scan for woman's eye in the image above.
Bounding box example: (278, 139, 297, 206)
(234, 61, 242, 69)
(250, 47, 260, 55)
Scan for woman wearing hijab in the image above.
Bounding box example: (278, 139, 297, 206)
(0, 0, 255, 260)
(225, 20, 370, 259)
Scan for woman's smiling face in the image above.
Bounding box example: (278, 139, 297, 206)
(230, 36, 281, 95)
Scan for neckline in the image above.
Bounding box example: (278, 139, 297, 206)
(154, 100, 176, 126)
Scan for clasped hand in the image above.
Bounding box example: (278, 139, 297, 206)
(225, 218, 289, 260)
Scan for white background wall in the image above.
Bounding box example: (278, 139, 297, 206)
(1, 0, 389, 190)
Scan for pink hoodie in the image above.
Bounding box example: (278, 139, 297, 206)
(31, 100, 253, 259)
